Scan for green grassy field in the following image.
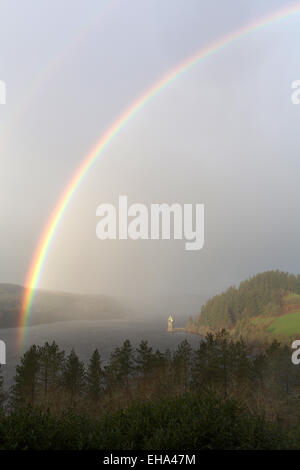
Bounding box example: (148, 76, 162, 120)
(267, 311, 300, 335)
(251, 317, 274, 327)
(247, 294, 300, 337)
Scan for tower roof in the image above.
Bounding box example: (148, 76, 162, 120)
(168, 315, 173, 321)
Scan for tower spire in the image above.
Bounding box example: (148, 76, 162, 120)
(167, 315, 174, 332)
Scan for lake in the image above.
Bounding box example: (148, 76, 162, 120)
(0, 318, 202, 387)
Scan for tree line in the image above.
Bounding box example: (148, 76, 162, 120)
(0, 331, 299, 425)
(187, 270, 300, 332)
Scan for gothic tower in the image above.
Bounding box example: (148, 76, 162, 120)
(167, 315, 174, 332)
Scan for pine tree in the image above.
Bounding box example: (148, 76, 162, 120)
(0, 365, 6, 407)
(231, 338, 251, 386)
(135, 340, 154, 376)
(192, 331, 232, 396)
(87, 349, 103, 403)
(109, 339, 134, 389)
(11, 345, 40, 407)
(152, 349, 165, 370)
(38, 341, 65, 398)
(173, 340, 193, 389)
(119, 339, 134, 388)
(212, 330, 232, 398)
(62, 349, 85, 404)
(103, 361, 118, 397)
(252, 353, 268, 390)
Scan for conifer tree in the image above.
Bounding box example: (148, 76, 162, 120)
(11, 345, 40, 407)
(231, 338, 251, 386)
(62, 349, 85, 404)
(152, 349, 165, 369)
(192, 331, 232, 396)
(38, 341, 65, 398)
(135, 340, 154, 376)
(0, 365, 6, 407)
(211, 330, 232, 398)
(87, 349, 103, 403)
(103, 361, 118, 397)
(173, 340, 193, 389)
(252, 352, 268, 390)
(109, 339, 134, 389)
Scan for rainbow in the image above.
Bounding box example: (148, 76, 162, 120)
(18, 3, 300, 346)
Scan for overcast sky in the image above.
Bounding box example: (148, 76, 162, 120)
(1, 0, 300, 320)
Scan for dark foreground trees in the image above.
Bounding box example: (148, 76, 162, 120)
(38, 341, 65, 399)
(0, 366, 5, 408)
(5, 332, 300, 430)
(62, 349, 85, 405)
(0, 393, 297, 450)
(1, 332, 300, 449)
(86, 349, 103, 404)
(11, 345, 40, 407)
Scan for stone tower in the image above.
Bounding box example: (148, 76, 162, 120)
(167, 315, 174, 332)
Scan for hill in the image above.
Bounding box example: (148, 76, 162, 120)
(0, 284, 123, 328)
(186, 270, 300, 341)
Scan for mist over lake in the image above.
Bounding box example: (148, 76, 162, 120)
(0, 319, 202, 386)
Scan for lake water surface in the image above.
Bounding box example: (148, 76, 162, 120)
(0, 319, 202, 387)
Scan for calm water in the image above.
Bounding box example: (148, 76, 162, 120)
(0, 319, 202, 387)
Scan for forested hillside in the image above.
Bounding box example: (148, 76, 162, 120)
(186, 271, 300, 339)
(0, 284, 123, 328)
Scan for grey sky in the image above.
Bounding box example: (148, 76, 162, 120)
(1, 0, 300, 320)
